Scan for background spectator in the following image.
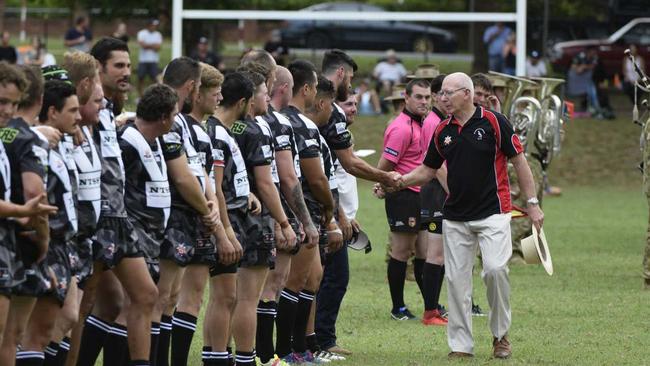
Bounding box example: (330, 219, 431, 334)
(526, 50, 547, 77)
(64, 15, 92, 52)
(356, 79, 381, 115)
(502, 32, 517, 75)
(190, 36, 225, 72)
(264, 29, 290, 66)
(137, 19, 163, 97)
(622, 44, 644, 105)
(22, 36, 56, 67)
(0, 31, 18, 64)
(483, 22, 512, 72)
(591, 46, 615, 119)
(567, 48, 602, 118)
(373, 49, 407, 95)
(112, 20, 129, 43)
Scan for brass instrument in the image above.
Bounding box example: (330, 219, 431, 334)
(509, 96, 542, 152)
(530, 77, 565, 165)
(488, 71, 538, 115)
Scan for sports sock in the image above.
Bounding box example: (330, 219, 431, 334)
(227, 347, 235, 366)
(43, 342, 59, 366)
(413, 257, 425, 295)
(433, 263, 445, 309)
(306, 333, 320, 353)
(129, 360, 150, 366)
(16, 350, 45, 366)
(291, 290, 315, 354)
(77, 315, 111, 366)
(103, 323, 129, 366)
(255, 299, 277, 363)
(387, 258, 407, 312)
(171, 311, 197, 366)
(275, 288, 299, 357)
(150, 322, 160, 366)
(56, 337, 71, 366)
(423, 263, 444, 311)
(212, 351, 230, 366)
(234, 350, 255, 366)
(157, 314, 172, 366)
(201, 346, 213, 366)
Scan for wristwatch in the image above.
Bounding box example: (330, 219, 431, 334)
(526, 197, 540, 206)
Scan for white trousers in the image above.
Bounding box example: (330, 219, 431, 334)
(443, 213, 512, 354)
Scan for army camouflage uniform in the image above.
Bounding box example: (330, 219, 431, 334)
(642, 121, 650, 286)
(509, 152, 545, 263)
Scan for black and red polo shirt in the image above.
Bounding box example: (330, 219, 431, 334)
(423, 106, 523, 221)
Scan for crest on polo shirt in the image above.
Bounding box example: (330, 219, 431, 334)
(473, 128, 486, 141)
(444, 135, 452, 146)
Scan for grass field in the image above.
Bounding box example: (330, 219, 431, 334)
(36, 37, 649, 365)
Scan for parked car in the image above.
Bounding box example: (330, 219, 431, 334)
(550, 17, 650, 77)
(279, 2, 457, 53)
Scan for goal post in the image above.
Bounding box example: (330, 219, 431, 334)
(172, 0, 528, 76)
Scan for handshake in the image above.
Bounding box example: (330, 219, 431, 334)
(373, 171, 407, 199)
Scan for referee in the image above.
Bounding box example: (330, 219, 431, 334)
(398, 72, 543, 359)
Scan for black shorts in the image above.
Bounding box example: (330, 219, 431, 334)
(146, 257, 161, 284)
(280, 199, 303, 255)
(229, 207, 275, 269)
(137, 62, 159, 81)
(420, 180, 445, 234)
(74, 237, 94, 289)
(209, 261, 238, 277)
(0, 221, 25, 296)
(11, 233, 51, 298)
(160, 209, 217, 267)
(92, 216, 142, 270)
(385, 189, 421, 233)
(46, 242, 73, 305)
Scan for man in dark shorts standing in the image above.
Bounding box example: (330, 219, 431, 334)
(76, 37, 159, 366)
(18, 80, 81, 365)
(377, 78, 440, 322)
(231, 70, 296, 366)
(205, 72, 252, 366)
(155, 56, 222, 366)
(0, 62, 56, 366)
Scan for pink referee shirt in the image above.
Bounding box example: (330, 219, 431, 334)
(382, 109, 427, 192)
(422, 108, 445, 151)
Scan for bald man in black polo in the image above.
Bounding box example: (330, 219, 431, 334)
(398, 72, 543, 359)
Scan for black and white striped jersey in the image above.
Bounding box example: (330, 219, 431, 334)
(119, 122, 170, 231)
(206, 116, 250, 210)
(94, 98, 126, 217)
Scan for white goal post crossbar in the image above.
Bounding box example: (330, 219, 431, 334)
(172, 0, 528, 75)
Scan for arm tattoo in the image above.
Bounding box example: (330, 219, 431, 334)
(288, 182, 315, 228)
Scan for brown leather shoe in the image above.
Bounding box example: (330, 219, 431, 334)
(327, 345, 352, 356)
(493, 335, 512, 359)
(448, 351, 474, 359)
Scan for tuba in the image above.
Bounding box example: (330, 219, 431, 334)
(530, 77, 565, 165)
(488, 71, 538, 116)
(488, 72, 542, 152)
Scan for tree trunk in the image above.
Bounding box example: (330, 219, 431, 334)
(471, 2, 504, 74)
(0, 0, 6, 32)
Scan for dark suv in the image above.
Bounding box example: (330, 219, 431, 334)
(550, 17, 650, 77)
(279, 2, 457, 53)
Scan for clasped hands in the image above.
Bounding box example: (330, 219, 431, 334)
(373, 171, 406, 198)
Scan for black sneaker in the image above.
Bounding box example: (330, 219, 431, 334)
(391, 307, 417, 321)
(471, 303, 486, 317)
(437, 304, 448, 319)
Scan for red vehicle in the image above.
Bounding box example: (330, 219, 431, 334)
(550, 17, 650, 77)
